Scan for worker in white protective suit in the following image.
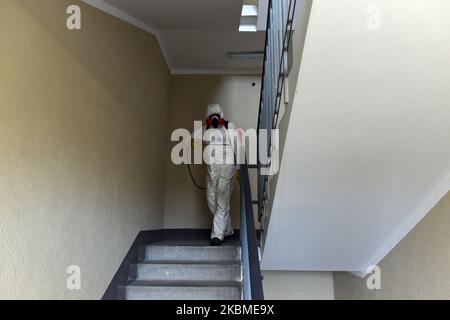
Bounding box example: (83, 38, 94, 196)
(193, 104, 237, 246)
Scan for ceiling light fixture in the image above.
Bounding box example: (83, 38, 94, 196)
(227, 52, 264, 60)
(239, 2, 258, 32)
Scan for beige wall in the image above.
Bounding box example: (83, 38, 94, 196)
(163, 75, 261, 230)
(334, 192, 450, 300)
(263, 271, 334, 300)
(0, 0, 170, 299)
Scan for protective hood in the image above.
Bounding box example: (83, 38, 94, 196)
(206, 104, 224, 119)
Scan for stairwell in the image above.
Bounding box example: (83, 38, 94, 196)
(117, 239, 243, 300)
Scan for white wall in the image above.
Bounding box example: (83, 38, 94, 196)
(262, 0, 450, 273)
(263, 271, 334, 300)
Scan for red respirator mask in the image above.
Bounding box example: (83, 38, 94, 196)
(206, 113, 225, 129)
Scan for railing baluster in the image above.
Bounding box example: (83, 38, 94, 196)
(256, 0, 297, 222)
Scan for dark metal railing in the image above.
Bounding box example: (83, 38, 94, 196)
(239, 0, 297, 301)
(240, 164, 264, 300)
(257, 0, 297, 221)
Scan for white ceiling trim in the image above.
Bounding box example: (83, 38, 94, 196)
(81, 0, 174, 73)
(82, 0, 158, 34)
(354, 175, 450, 278)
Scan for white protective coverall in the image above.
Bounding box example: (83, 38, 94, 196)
(198, 104, 237, 241)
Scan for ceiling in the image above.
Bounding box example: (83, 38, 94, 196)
(104, 0, 244, 30)
(261, 0, 450, 274)
(83, 0, 266, 74)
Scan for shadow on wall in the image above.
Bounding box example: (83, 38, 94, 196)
(164, 75, 261, 230)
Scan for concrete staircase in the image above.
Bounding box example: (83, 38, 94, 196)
(118, 240, 242, 300)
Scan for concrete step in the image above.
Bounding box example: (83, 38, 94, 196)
(129, 262, 242, 282)
(119, 280, 242, 300)
(143, 245, 241, 262)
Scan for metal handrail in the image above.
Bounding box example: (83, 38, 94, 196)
(257, 0, 297, 222)
(239, 0, 297, 301)
(240, 164, 264, 300)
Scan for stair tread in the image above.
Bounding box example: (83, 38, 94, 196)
(146, 244, 240, 249)
(122, 280, 242, 288)
(143, 245, 241, 262)
(120, 284, 241, 300)
(130, 262, 241, 282)
(135, 260, 241, 265)
(149, 239, 240, 246)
